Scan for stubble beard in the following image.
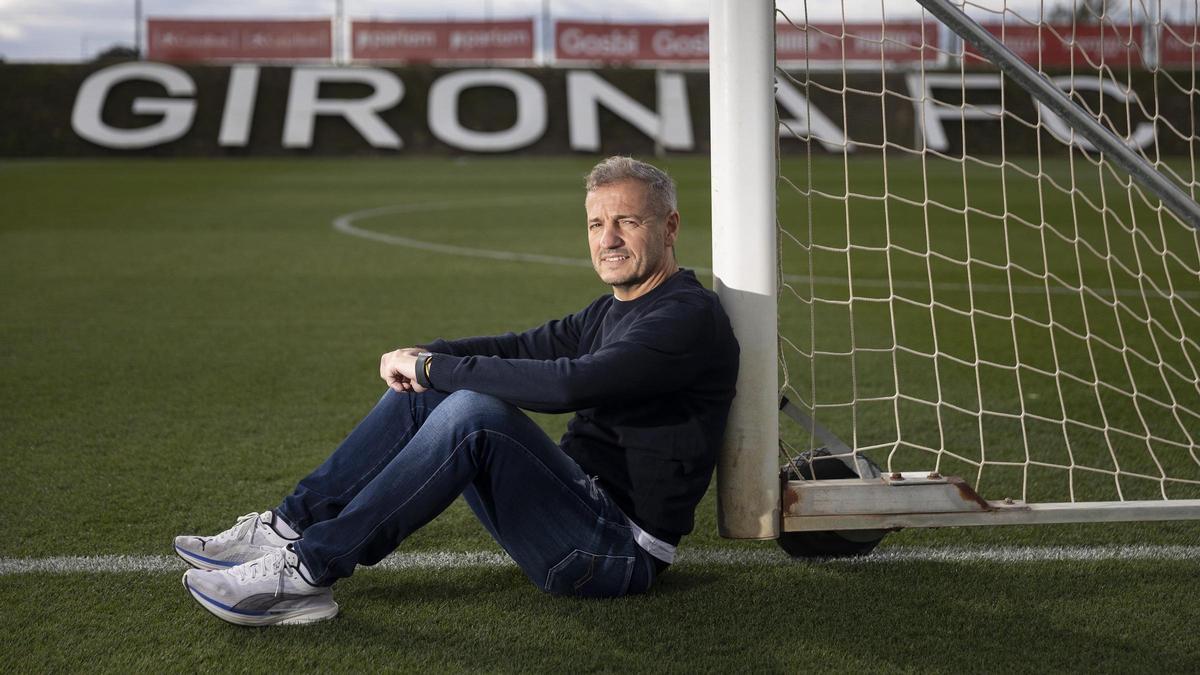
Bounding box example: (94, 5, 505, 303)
(595, 251, 645, 289)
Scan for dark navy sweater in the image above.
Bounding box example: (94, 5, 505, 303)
(422, 269, 740, 544)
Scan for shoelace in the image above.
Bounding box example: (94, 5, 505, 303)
(211, 512, 261, 545)
(230, 547, 298, 597)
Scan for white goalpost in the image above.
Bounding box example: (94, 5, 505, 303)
(710, 0, 781, 540)
(711, 0, 1200, 554)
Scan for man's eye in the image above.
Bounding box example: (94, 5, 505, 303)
(620, 219, 639, 227)
(588, 222, 602, 230)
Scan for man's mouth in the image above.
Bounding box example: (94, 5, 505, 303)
(600, 253, 630, 263)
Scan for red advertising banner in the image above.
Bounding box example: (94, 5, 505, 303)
(1160, 24, 1198, 67)
(776, 22, 939, 63)
(352, 20, 534, 62)
(555, 21, 937, 64)
(964, 24, 1145, 67)
(147, 18, 332, 61)
(554, 21, 708, 63)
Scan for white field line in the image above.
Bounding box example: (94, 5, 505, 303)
(3, 545, 1197, 576)
(332, 201, 1199, 299)
(333, 197, 592, 269)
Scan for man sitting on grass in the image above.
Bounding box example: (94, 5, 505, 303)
(175, 156, 740, 626)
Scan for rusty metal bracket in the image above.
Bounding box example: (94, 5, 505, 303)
(783, 475, 1200, 531)
(784, 472, 996, 518)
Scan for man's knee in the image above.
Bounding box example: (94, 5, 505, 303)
(426, 391, 543, 466)
(437, 390, 519, 422)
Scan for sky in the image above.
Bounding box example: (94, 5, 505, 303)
(0, 0, 1192, 62)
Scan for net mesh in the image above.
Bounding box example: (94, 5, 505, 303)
(776, 0, 1200, 503)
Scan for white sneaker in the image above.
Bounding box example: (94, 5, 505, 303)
(174, 511, 296, 571)
(182, 545, 338, 626)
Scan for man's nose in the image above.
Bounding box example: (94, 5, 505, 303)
(600, 223, 624, 249)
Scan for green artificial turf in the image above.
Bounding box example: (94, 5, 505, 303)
(3, 558, 1199, 673)
(1, 157, 1198, 673)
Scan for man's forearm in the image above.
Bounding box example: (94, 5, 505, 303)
(420, 334, 531, 359)
(424, 344, 698, 414)
(421, 314, 581, 361)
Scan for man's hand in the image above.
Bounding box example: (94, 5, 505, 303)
(380, 348, 426, 394)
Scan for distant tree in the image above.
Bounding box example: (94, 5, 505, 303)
(1051, 0, 1152, 24)
(94, 44, 139, 62)
(1046, 0, 1115, 24)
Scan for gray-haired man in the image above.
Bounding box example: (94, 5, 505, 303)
(177, 156, 739, 625)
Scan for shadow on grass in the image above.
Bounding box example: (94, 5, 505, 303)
(2, 555, 1197, 673)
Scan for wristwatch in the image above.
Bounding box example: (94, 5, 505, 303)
(415, 351, 434, 389)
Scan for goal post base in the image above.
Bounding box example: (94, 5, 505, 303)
(783, 474, 1200, 532)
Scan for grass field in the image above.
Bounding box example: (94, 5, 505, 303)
(2, 156, 1199, 673)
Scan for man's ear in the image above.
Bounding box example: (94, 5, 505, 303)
(664, 211, 680, 247)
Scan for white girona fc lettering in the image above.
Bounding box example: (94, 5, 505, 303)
(428, 70, 547, 152)
(71, 63, 706, 153)
(282, 67, 405, 149)
(71, 62, 197, 149)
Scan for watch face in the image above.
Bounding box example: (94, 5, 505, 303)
(418, 352, 433, 357)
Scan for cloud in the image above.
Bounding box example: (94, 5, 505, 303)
(0, 22, 23, 41)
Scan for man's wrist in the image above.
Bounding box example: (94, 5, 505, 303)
(415, 352, 434, 389)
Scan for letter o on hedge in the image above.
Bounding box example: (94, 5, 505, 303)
(71, 62, 196, 149)
(428, 69, 547, 152)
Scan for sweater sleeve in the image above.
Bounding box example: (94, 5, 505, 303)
(421, 304, 588, 361)
(428, 299, 713, 413)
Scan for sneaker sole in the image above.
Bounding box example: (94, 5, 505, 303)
(182, 573, 339, 626)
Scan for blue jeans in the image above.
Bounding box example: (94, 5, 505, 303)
(276, 389, 658, 597)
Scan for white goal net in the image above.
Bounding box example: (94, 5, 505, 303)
(773, 0, 1200, 514)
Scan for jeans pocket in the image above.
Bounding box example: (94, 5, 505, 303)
(544, 549, 636, 598)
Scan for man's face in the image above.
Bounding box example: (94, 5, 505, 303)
(585, 179, 679, 301)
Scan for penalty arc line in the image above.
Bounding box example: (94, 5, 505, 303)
(3, 545, 1198, 576)
(333, 197, 593, 269)
(332, 201, 1198, 299)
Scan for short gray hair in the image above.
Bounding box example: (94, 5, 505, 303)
(584, 156, 678, 217)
